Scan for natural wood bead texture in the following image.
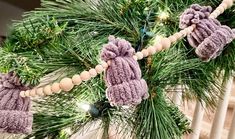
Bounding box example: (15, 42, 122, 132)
(60, 78, 74, 92)
(36, 88, 44, 96)
(30, 89, 37, 97)
(136, 52, 144, 60)
(95, 65, 104, 73)
(89, 69, 97, 77)
(141, 49, 149, 57)
(80, 71, 91, 81)
(161, 38, 171, 49)
(72, 74, 82, 85)
(44, 85, 53, 95)
(51, 82, 61, 93)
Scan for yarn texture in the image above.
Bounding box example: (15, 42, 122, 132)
(101, 36, 149, 106)
(180, 4, 235, 61)
(0, 72, 32, 134)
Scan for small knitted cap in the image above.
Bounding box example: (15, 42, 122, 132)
(180, 4, 235, 61)
(101, 36, 149, 106)
(0, 72, 32, 134)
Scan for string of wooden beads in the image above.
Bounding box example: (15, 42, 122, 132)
(210, 0, 234, 19)
(19, 0, 233, 98)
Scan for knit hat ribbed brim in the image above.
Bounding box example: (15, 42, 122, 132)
(0, 110, 33, 134)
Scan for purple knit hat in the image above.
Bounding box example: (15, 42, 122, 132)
(180, 4, 235, 61)
(0, 72, 32, 134)
(101, 36, 149, 106)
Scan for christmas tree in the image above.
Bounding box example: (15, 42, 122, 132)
(0, 0, 235, 139)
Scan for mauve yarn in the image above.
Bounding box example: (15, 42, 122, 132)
(180, 4, 235, 61)
(0, 72, 32, 134)
(101, 36, 149, 106)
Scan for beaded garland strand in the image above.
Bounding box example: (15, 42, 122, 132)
(20, 0, 235, 98)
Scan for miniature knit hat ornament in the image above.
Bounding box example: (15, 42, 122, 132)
(180, 4, 235, 61)
(0, 72, 33, 134)
(101, 36, 149, 106)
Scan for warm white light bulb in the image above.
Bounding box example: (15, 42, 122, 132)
(158, 11, 169, 20)
(77, 102, 91, 111)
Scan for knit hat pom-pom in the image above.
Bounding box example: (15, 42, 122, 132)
(180, 4, 212, 29)
(101, 35, 134, 61)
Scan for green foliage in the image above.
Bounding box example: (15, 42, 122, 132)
(1, 0, 235, 138)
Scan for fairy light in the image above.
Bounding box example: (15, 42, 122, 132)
(77, 102, 91, 111)
(158, 10, 169, 21)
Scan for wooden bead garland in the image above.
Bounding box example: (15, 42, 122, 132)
(20, 0, 233, 97)
(60, 77, 74, 92)
(80, 71, 91, 81)
(51, 82, 61, 93)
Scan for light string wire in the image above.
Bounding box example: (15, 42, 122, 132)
(20, 0, 234, 98)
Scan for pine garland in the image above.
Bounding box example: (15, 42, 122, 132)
(0, 0, 235, 138)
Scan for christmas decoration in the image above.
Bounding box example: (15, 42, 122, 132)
(0, 0, 234, 138)
(101, 36, 149, 106)
(180, 4, 235, 61)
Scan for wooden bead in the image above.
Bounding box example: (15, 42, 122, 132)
(147, 46, 156, 55)
(141, 49, 149, 57)
(30, 89, 37, 97)
(89, 68, 97, 77)
(95, 65, 104, 73)
(161, 38, 171, 49)
(44, 85, 53, 95)
(136, 52, 144, 60)
(210, 13, 217, 19)
(223, 0, 233, 7)
(217, 6, 225, 13)
(174, 32, 183, 39)
(25, 90, 30, 97)
(36, 88, 44, 96)
(101, 61, 109, 69)
(133, 55, 138, 61)
(180, 30, 187, 36)
(168, 35, 177, 43)
(20, 91, 26, 97)
(72, 74, 82, 85)
(214, 10, 221, 16)
(185, 28, 192, 34)
(60, 78, 74, 92)
(51, 82, 61, 93)
(154, 43, 163, 52)
(80, 71, 91, 81)
(221, 3, 228, 9)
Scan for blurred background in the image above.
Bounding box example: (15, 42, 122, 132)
(0, 0, 40, 42)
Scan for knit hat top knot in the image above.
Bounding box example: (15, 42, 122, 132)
(180, 4, 212, 29)
(0, 72, 32, 134)
(101, 36, 149, 106)
(101, 35, 134, 61)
